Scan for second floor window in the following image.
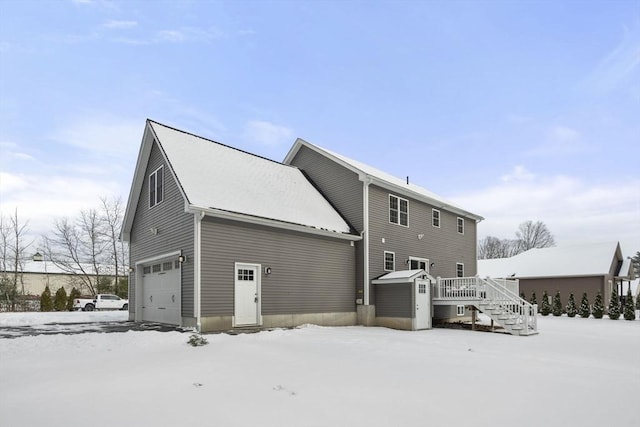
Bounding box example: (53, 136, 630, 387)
(456, 263, 464, 278)
(149, 166, 164, 208)
(389, 194, 408, 226)
(457, 217, 464, 234)
(432, 209, 440, 228)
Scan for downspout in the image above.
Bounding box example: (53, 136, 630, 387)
(194, 211, 204, 332)
(362, 177, 371, 305)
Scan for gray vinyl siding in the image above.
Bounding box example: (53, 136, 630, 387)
(289, 145, 364, 232)
(200, 217, 356, 316)
(374, 284, 413, 318)
(289, 144, 365, 304)
(129, 141, 195, 317)
(368, 184, 477, 305)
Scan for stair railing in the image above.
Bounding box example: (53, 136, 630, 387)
(482, 277, 537, 333)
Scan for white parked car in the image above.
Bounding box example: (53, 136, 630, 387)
(73, 294, 129, 311)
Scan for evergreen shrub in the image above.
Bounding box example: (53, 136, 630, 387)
(608, 287, 620, 320)
(40, 285, 53, 312)
(54, 287, 67, 311)
(540, 291, 551, 316)
(623, 289, 635, 321)
(552, 291, 563, 316)
(592, 292, 604, 319)
(578, 293, 590, 318)
(566, 293, 577, 318)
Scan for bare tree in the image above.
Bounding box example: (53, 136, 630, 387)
(478, 236, 519, 259)
(43, 209, 108, 296)
(0, 210, 32, 310)
(515, 220, 556, 252)
(100, 196, 128, 294)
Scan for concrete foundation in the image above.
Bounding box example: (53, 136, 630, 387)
(198, 312, 357, 333)
(375, 316, 413, 331)
(357, 304, 376, 326)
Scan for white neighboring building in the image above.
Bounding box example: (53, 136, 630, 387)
(1, 254, 122, 296)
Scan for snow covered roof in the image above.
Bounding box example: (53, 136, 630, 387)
(123, 120, 357, 240)
(2, 260, 121, 276)
(283, 139, 483, 222)
(372, 269, 436, 284)
(477, 242, 624, 279)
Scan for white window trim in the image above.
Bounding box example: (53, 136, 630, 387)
(409, 256, 430, 273)
(389, 194, 409, 227)
(149, 166, 164, 208)
(456, 262, 464, 278)
(456, 305, 465, 316)
(384, 251, 395, 271)
(432, 208, 440, 228)
(457, 217, 464, 235)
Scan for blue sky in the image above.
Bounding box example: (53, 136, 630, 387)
(1, 0, 639, 254)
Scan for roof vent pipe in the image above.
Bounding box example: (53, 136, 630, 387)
(406, 176, 409, 185)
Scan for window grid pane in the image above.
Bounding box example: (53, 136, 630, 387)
(384, 252, 395, 271)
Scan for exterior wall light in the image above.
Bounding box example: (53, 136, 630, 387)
(264, 267, 272, 275)
(178, 255, 186, 263)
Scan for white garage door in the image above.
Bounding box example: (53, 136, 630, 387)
(141, 259, 181, 325)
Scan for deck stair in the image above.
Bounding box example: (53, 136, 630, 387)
(432, 276, 538, 336)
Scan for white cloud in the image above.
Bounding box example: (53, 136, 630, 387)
(51, 114, 142, 160)
(157, 30, 186, 43)
(155, 27, 225, 43)
(500, 165, 535, 182)
(0, 171, 120, 238)
(526, 124, 590, 157)
(549, 125, 579, 143)
(103, 20, 137, 30)
(586, 19, 640, 93)
(450, 170, 640, 253)
(243, 120, 294, 146)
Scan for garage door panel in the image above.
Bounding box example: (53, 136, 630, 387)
(141, 259, 181, 325)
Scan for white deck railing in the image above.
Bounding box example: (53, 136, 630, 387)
(433, 276, 537, 334)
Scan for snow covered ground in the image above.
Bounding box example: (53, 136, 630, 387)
(0, 314, 638, 427)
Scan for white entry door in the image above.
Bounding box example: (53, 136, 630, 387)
(415, 279, 431, 330)
(234, 263, 261, 326)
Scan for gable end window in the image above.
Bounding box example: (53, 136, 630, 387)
(456, 263, 464, 278)
(389, 194, 409, 227)
(432, 209, 440, 228)
(384, 251, 395, 271)
(457, 217, 464, 234)
(149, 166, 164, 208)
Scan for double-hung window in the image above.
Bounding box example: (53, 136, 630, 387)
(149, 166, 164, 208)
(389, 194, 408, 226)
(456, 263, 464, 278)
(384, 251, 395, 271)
(457, 217, 464, 234)
(432, 209, 440, 228)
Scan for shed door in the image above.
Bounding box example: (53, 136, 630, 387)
(234, 263, 261, 326)
(415, 279, 431, 330)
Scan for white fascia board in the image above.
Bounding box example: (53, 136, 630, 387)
(284, 139, 483, 222)
(121, 122, 154, 242)
(367, 176, 484, 222)
(186, 206, 362, 241)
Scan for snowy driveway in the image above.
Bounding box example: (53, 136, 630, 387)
(0, 320, 188, 339)
(0, 311, 190, 339)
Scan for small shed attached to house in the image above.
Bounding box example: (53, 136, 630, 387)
(372, 269, 433, 331)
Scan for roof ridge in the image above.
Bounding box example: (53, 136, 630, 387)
(147, 118, 297, 169)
